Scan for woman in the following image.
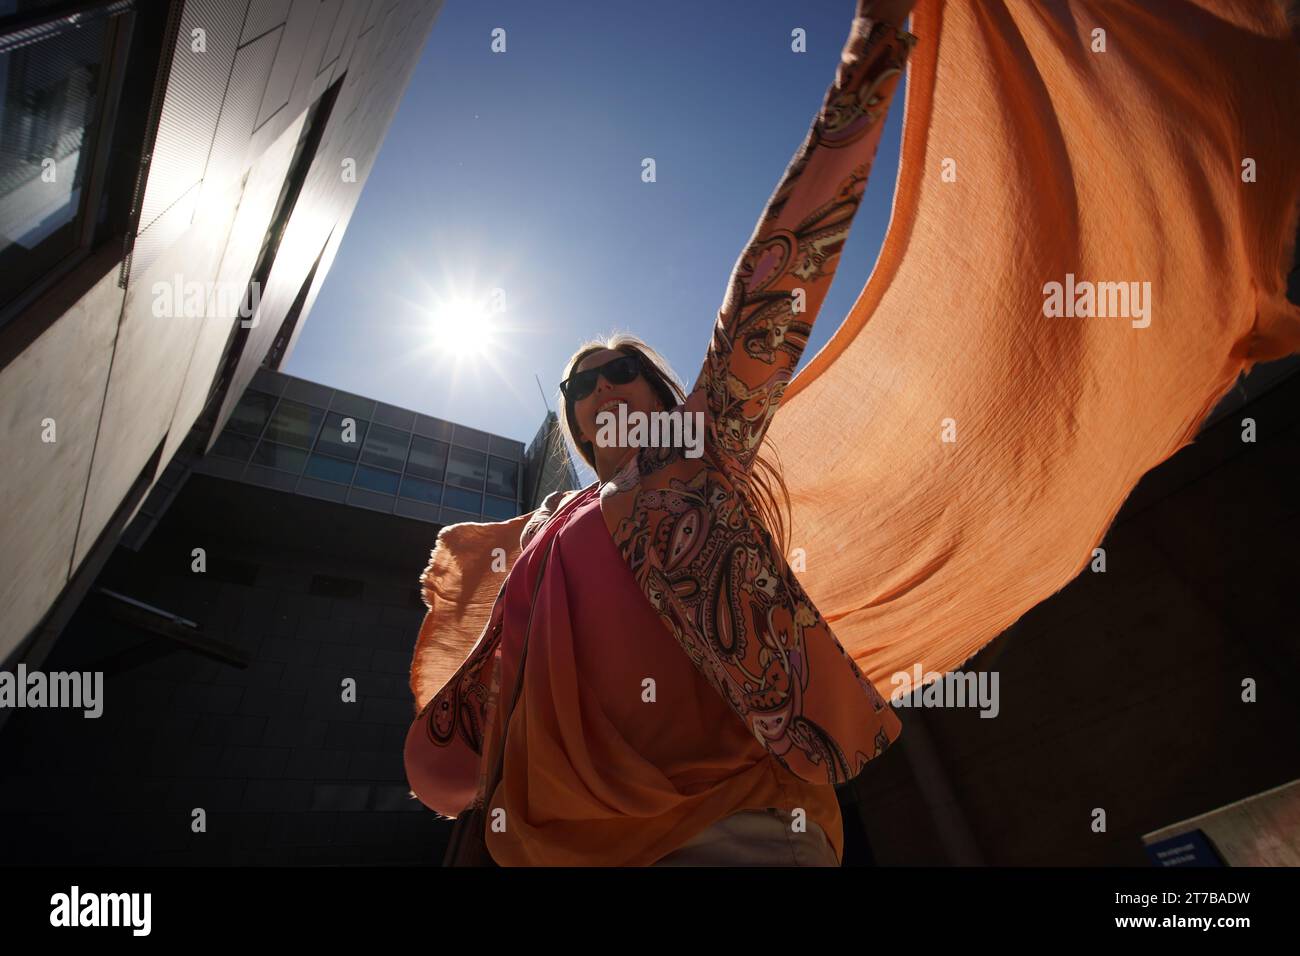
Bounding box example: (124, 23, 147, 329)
(405, 0, 917, 866)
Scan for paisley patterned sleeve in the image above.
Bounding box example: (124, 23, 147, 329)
(692, 12, 916, 476)
(404, 590, 505, 818)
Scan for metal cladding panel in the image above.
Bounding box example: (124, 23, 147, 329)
(255, 0, 321, 130)
(334, 0, 366, 75)
(319, 0, 356, 75)
(202, 26, 281, 194)
(137, 0, 246, 232)
(297, 0, 341, 93)
(361, 0, 383, 34)
(240, 0, 291, 44)
(208, 0, 443, 460)
(129, 179, 200, 282)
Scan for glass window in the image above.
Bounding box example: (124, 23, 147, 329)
(354, 464, 399, 495)
(251, 441, 307, 474)
(305, 454, 356, 485)
(442, 486, 482, 514)
(0, 15, 111, 312)
(211, 430, 256, 462)
(399, 475, 442, 504)
(263, 399, 323, 449)
(482, 495, 518, 521)
(446, 445, 486, 491)
(227, 390, 277, 436)
(360, 423, 411, 471)
(406, 435, 448, 481)
(314, 411, 368, 460)
(486, 455, 518, 498)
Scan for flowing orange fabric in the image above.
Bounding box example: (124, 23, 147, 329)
(409, 512, 531, 715)
(405, 514, 530, 816)
(483, 484, 844, 866)
(770, 0, 1300, 689)
(406, 0, 1300, 845)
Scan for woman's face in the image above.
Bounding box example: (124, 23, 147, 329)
(570, 348, 663, 449)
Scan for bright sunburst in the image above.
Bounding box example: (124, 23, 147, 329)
(429, 297, 496, 358)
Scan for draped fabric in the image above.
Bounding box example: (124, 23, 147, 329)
(769, 0, 1300, 689)
(407, 9, 916, 808)
(407, 0, 1300, 817)
(409, 511, 531, 716)
(483, 484, 844, 867)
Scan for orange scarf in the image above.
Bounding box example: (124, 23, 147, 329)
(411, 0, 1300, 754)
(771, 0, 1300, 690)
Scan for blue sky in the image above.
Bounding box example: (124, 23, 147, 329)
(284, 0, 906, 470)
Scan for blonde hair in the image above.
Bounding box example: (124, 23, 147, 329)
(558, 331, 793, 558)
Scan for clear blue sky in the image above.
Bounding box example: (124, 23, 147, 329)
(284, 0, 906, 475)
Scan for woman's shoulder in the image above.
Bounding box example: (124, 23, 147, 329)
(519, 485, 594, 550)
(541, 489, 577, 511)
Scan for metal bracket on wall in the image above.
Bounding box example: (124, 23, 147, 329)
(90, 586, 250, 669)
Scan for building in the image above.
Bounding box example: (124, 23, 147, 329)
(194, 366, 531, 526)
(1, 0, 445, 669)
(0, 365, 576, 864)
(524, 409, 582, 511)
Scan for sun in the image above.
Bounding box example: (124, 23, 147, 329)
(429, 297, 496, 358)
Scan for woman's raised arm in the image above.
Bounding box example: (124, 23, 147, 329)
(692, 1, 916, 474)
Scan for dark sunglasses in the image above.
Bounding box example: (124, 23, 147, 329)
(559, 353, 643, 401)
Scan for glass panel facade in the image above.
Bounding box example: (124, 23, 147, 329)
(482, 495, 517, 521)
(446, 445, 486, 491)
(314, 411, 368, 460)
(209, 375, 531, 522)
(360, 423, 410, 471)
(406, 435, 448, 481)
(251, 441, 308, 474)
(486, 455, 518, 498)
(211, 431, 256, 462)
(227, 390, 277, 436)
(354, 464, 399, 495)
(305, 454, 356, 485)
(0, 16, 109, 312)
(263, 399, 323, 448)
(399, 475, 442, 504)
(442, 486, 482, 513)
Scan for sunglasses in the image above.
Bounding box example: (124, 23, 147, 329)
(559, 353, 643, 402)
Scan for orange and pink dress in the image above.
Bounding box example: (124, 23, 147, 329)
(475, 482, 843, 866)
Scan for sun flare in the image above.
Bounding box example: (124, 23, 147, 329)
(429, 297, 495, 358)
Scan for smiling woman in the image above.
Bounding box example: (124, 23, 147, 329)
(406, 0, 919, 867)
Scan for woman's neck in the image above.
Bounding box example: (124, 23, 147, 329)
(594, 445, 638, 484)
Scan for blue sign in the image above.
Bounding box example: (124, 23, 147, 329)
(1144, 829, 1226, 867)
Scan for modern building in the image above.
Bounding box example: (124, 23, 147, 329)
(0, 366, 576, 865)
(523, 409, 582, 510)
(0, 0, 446, 669)
(195, 366, 530, 525)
